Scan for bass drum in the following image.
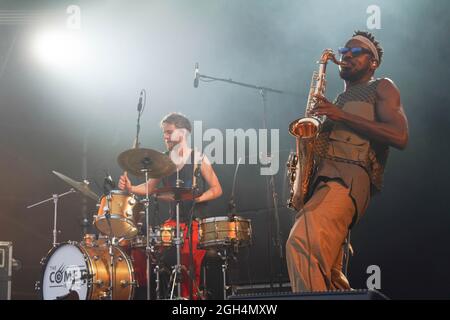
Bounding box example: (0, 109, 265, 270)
(40, 242, 135, 300)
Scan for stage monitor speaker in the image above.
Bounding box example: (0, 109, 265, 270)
(229, 289, 388, 300)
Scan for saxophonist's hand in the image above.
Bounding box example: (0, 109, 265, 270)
(313, 94, 346, 122)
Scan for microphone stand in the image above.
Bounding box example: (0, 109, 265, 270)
(260, 89, 285, 290)
(134, 89, 146, 149)
(195, 68, 291, 290)
(195, 72, 300, 97)
(228, 157, 242, 218)
(27, 188, 77, 247)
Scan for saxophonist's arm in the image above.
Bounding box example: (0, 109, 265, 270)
(313, 78, 409, 150)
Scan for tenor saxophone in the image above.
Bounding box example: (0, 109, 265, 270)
(287, 49, 342, 211)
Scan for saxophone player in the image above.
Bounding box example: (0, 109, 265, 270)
(286, 31, 409, 292)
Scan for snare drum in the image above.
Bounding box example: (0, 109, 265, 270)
(40, 242, 135, 300)
(94, 190, 141, 239)
(198, 216, 252, 248)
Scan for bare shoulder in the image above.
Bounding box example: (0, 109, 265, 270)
(193, 150, 212, 166)
(374, 78, 407, 125)
(377, 78, 401, 100)
(201, 154, 212, 166)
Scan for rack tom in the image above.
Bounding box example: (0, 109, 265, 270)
(94, 190, 142, 239)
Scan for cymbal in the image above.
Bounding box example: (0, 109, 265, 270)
(117, 148, 176, 178)
(151, 186, 199, 202)
(52, 171, 100, 201)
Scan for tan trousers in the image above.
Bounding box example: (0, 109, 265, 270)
(286, 181, 355, 292)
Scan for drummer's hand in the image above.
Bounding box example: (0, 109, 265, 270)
(195, 193, 204, 203)
(118, 172, 132, 193)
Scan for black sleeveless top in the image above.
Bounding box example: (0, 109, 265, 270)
(161, 150, 206, 222)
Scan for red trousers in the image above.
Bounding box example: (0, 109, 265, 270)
(162, 219, 206, 299)
(130, 219, 206, 299)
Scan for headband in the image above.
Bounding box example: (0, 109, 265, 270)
(351, 35, 380, 63)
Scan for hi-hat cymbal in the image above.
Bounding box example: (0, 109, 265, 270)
(117, 148, 176, 178)
(151, 186, 199, 202)
(52, 171, 100, 201)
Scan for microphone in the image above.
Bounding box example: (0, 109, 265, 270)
(137, 90, 144, 112)
(193, 63, 199, 88)
(192, 160, 201, 193)
(103, 173, 116, 195)
(135, 89, 145, 149)
(228, 158, 242, 219)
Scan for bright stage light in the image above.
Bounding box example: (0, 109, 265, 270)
(32, 29, 84, 70)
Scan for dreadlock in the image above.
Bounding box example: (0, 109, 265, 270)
(352, 30, 384, 65)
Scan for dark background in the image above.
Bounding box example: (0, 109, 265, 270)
(0, 0, 449, 299)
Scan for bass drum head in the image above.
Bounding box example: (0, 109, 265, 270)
(41, 243, 89, 300)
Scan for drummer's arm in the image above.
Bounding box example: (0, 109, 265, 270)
(195, 158, 222, 203)
(129, 178, 160, 196)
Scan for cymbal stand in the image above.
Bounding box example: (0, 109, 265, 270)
(170, 169, 183, 299)
(141, 168, 153, 300)
(104, 194, 114, 237)
(106, 236, 117, 300)
(102, 191, 115, 296)
(147, 196, 165, 300)
(27, 188, 76, 247)
(217, 247, 231, 300)
(154, 258, 161, 300)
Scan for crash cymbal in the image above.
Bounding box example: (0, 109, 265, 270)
(117, 148, 176, 178)
(52, 171, 99, 201)
(151, 186, 199, 202)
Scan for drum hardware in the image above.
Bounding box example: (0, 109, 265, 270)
(27, 188, 77, 247)
(197, 215, 253, 299)
(154, 264, 161, 299)
(104, 205, 114, 239)
(120, 280, 131, 287)
(168, 171, 186, 300)
(34, 281, 41, 292)
(109, 150, 169, 300)
(94, 190, 139, 239)
(167, 264, 206, 300)
(143, 168, 153, 301)
(105, 236, 127, 300)
(151, 182, 200, 300)
(117, 147, 177, 300)
(217, 247, 232, 300)
(151, 186, 199, 202)
(99, 292, 109, 300)
(52, 171, 100, 201)
(228, 157, 242, 218)
(117, 148, 176, 178)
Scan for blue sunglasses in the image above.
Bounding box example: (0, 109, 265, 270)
(338, 47, 373, 57)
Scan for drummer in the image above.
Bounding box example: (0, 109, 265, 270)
(118, 112, 222, 299)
